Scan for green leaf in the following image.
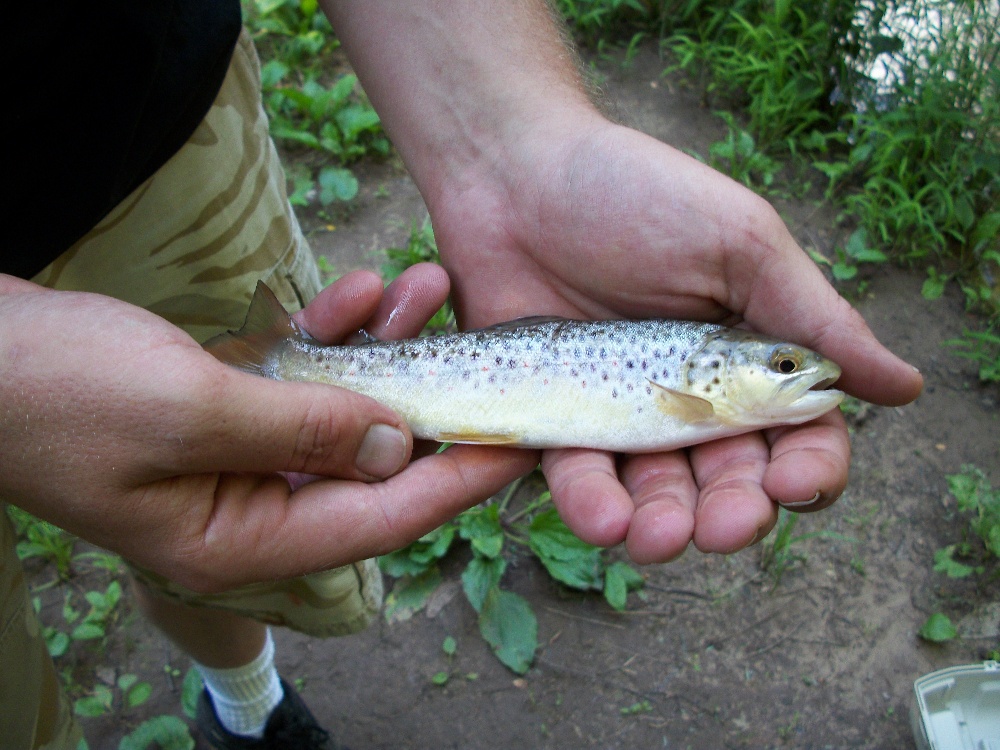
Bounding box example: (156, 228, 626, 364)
(44, 627, 70, 657)
(919, 613, 958, 643)
(832, 262, 857, 281)
(603, 562, 646, 611)
(442, 636, 457, 656)
(181, 668, 203, 720)
(379, 524, 456, 577)
(317, 166, 358, 204)
(118, 715, 195, 750)
(383, 568, 442, 623)
(335, 104, 381, 140)
(932, 546, 980, 578)
(71, 622, 105, 641)
(529, 509, 603, 590)
(921, 271, 946, 300)
(431, 671, 450, 686)
(74, 685, 113, 717)
(125, 681, 153, 708)
(459, 505, 505, 559)
(461, 556, 506, 613)
(478, 588, 537, 674)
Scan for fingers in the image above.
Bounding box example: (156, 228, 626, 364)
(293, 263, 451, 343)
(542, 448, 633, 547)
(618, 452, 698, 565)
(687, 433, 777, 554)
(763, 409, 851, 511)
(180, 444, 539, 590)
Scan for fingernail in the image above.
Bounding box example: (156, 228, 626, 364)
(781, 490, 823, 508)
(356, 424, 408, 479)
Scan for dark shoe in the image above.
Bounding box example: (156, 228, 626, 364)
(196, 678, 344, 750)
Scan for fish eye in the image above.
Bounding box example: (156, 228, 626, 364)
(769, 346, 804, 375)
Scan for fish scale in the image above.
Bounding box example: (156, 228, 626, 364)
(206, 283, 845, 453)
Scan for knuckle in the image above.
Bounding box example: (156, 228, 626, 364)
(289, 398, 349, 474)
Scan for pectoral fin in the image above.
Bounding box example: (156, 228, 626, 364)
(433, 431, 523, 446)
(649, 381, 715, 423)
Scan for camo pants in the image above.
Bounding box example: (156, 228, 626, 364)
(1, 30, 382, 749)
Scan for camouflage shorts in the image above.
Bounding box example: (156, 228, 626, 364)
(3, 29, 381, 748)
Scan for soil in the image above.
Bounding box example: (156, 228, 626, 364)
(39, 46, 998, 750)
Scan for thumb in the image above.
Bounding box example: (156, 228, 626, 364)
(738, 229, 922, 407)
(180, 363, 413, 482)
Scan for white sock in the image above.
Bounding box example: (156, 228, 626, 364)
(195, 629, 285, 738)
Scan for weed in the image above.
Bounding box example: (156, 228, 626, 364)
(920, 464, 999, 643)
(380, 483, 645, 674)
(936, 465, 1000, 574)
(945, 325, 1000, 383)
(759, 508, 855, 586)
(698, 111, 782, 190)
(810, 227, 888, 283)
(243, 0, 390, 208)
(8, 505, 77, 581)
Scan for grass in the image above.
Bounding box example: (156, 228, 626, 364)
(559, 0, 1000, 394)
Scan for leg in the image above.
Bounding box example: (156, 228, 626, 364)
(131, 578, 267, 669)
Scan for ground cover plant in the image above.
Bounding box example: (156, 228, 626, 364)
(11, 2, 999, 747)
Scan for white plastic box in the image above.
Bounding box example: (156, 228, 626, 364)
(911, 661, 1000, 750)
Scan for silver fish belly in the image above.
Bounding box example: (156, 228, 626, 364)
(207, 283, 845, 453)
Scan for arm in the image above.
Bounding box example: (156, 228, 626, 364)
(0, 267, 536, 589)
(321, 0, 923, 562)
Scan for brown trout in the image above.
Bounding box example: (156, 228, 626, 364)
(206, 282, 844, 452)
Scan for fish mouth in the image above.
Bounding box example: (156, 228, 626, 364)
(784, 365, 844, 416)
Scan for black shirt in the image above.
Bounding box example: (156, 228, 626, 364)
(4, 0, 242, 279)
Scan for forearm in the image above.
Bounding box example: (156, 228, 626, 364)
(320, 0, 601, 209)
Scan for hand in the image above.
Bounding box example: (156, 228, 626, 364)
(427, 122, 923, 564)
(320, 0, 920, 564)
(0, 268, 536, 590)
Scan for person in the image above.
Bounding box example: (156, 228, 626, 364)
(1, 1, 923, 748)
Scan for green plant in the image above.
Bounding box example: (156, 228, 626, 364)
(934, 465, 1000, 577)
(700, 111, 782, 190)
(380, 485, 645, 674)
(8, 506, 77, 581)
(945, 326, 1000, 383)
(244, 0, 390, 208)
(921, 465, 1000, 644)
(759, 508, 855, 585)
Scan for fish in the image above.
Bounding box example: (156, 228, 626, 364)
(205, 282, 845, 453)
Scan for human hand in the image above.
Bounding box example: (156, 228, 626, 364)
(0, 268, 536, 590)
(426, 122, 923, 564)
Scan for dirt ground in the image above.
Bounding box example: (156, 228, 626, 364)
(51, 46, 998, 749)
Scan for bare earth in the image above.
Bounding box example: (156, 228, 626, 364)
(50, 47, 999, 750)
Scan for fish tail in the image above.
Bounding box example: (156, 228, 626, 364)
(203, 281, 309, 376)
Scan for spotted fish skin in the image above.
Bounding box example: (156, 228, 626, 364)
(207, 283, 845, 453)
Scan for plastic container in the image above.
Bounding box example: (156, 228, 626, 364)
(911, 661, 1000, 750)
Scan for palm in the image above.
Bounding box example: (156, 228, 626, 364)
(429, 122, 921, 563)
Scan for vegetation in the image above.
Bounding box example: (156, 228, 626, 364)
(559, 0, 999, 371)
(244, 0, 389, 207)
(380, 483, 645, 674)
(919, 465, 999, 656)
(9, 0, 999, 743)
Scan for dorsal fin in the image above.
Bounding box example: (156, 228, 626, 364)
(203, 282, 308, 376)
